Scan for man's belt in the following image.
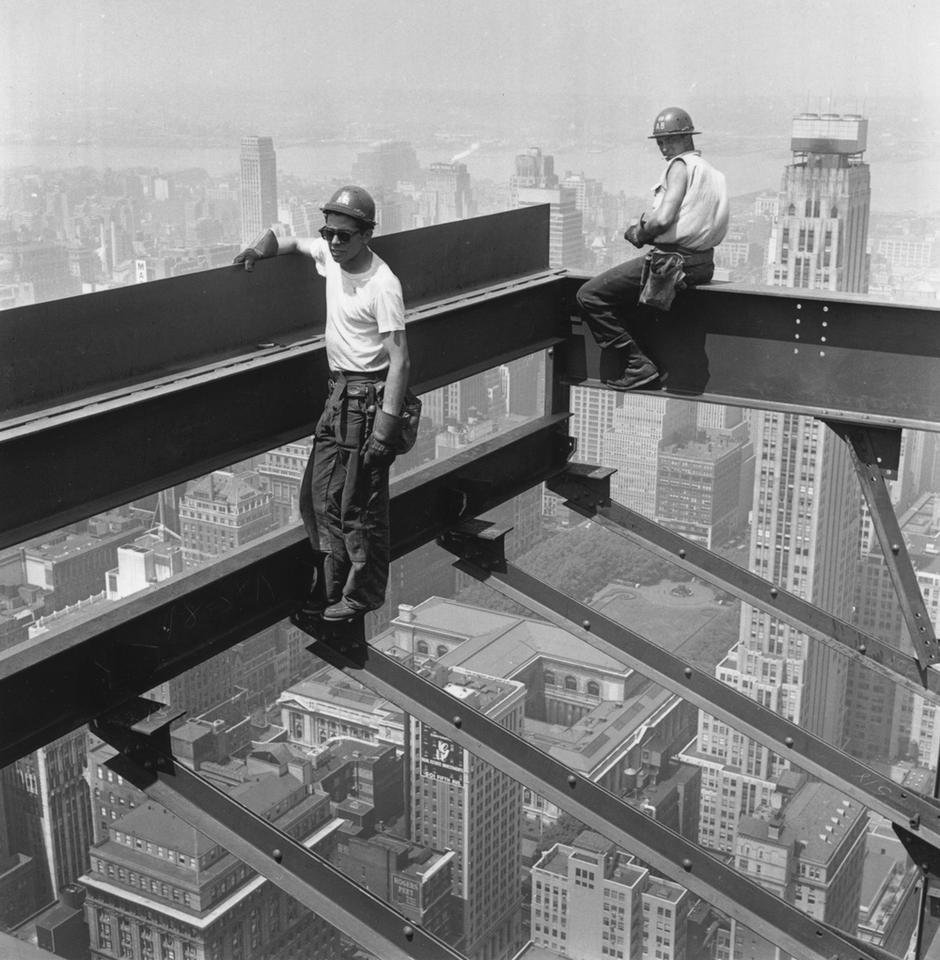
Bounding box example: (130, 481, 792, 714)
(330, 368, 389, 382)
(653, 245, 714, 268)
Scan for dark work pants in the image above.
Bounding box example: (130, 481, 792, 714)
(576, 252, 714, 349)
(299, 372, 390, 613)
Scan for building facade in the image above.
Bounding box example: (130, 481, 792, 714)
(239, 136, 278, 247)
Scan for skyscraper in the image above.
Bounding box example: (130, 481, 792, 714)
(239, 136, 278, 246)
(682, 111, 869, 855)
(510, 147, 586, 268)
(1, 729, 94, 910)
(766, 114, 871, 293)
(407, 665, 525, 960)
(418, 162, 475, 225)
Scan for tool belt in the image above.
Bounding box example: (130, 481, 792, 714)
(331, 370, 422, 455)
(639, 247, 714, 312)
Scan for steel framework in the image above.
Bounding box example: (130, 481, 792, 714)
(4, 208, 940, 958)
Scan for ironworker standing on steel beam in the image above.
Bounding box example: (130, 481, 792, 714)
(235, 185, 417, 622)
(578, 107, 730, 390)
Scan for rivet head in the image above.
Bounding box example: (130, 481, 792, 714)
(858, 644, 867, 655)
(403, 925, 415, 941)
(770, 588, 778, 599)
(567, 775, 577, 787)
(891, 544, 901, 554)
(678, 549, 686, 559)
(682, 858, 693, 871)
(453, 716, 463, 728)
(684, 667, 693, 678)
(785, 737, 794, 747)
(272, 848, 283, 863)
(582, 619, 591, 630)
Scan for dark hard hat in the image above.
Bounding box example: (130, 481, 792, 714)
(649, 107, 701, 139)
(321, 185, 376, 226)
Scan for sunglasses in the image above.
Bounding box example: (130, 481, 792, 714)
(319, 226, 361, 244)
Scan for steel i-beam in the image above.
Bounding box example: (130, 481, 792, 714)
(305, 606, 895, 960)
(0, 415, 573, 769)
(547, 464, 940, 704)
(437, 522, 940, 853)
(91, 699, 467, 960)
(826, 421, 940, 671)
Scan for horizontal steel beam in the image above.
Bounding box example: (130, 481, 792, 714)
(436, 527, 940, 855)
(307, 632, 895, 960)
(1, 208, 551, 418)
(0, 415, 572, 768)
(561, 273, 940, 432)
(547, 467, 940, 705)
(92, 700, 466, 960)
(0, 270, 567, 550)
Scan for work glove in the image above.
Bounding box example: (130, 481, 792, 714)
(362, 409, 401, 470)
(233, 228, 278, 271)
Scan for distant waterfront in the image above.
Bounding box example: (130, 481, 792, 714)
(1, 139, 938, 213)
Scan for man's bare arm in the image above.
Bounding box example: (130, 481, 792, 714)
(276, 235, 320, 257)
(642, 160, 689, 236)
(381, 329, 410, 415)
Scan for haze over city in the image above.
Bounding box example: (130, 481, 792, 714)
(3, 0, 940, 210)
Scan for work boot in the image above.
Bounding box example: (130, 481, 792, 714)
(605, 350, 661, 391)
(322, 598, 369, 622)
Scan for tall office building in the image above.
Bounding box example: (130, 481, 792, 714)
(683, 412, 860, 852)
(178, 469, 275, 568)
(1, 729, 94, 911)
(510, 147, 586, 268)
(407, 665, 526, 960)
(239, 136, 278, 246)
(514, 184, 586, 269)
(600, 396, 696, 519)
(81, 781, 338, 960)
(681, 112, 869, 855)
(766, 114, 871, 293)
(730, 778, 866, 959)
(530, 833, 647, 960)
(418, 162, 475, 225)
(351, 140, 420, 193)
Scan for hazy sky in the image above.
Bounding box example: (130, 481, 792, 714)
(4, 0, 939, 132)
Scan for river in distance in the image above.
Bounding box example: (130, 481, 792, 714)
(1, 139, 936, 214)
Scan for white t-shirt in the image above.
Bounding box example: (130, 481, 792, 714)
(651, 152, 730, 250)
(311, 238, 405, 372)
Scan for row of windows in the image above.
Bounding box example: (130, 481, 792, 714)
(543, 672, 601, 696)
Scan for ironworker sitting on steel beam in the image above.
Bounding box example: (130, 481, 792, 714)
(577, 107, 730, 390)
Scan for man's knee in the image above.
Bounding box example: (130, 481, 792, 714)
(576, 278, 602, 313)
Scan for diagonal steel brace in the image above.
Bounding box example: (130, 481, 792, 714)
(309, 618, 896, 960)
(547, 464, 940, 704)
(827, 421, 940, 671)
(438, 522, 940, 853)
(90, 698, 467, 960)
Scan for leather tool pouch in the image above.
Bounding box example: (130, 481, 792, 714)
(639, 251, 686, 312)
(365, 384, 423, 455)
